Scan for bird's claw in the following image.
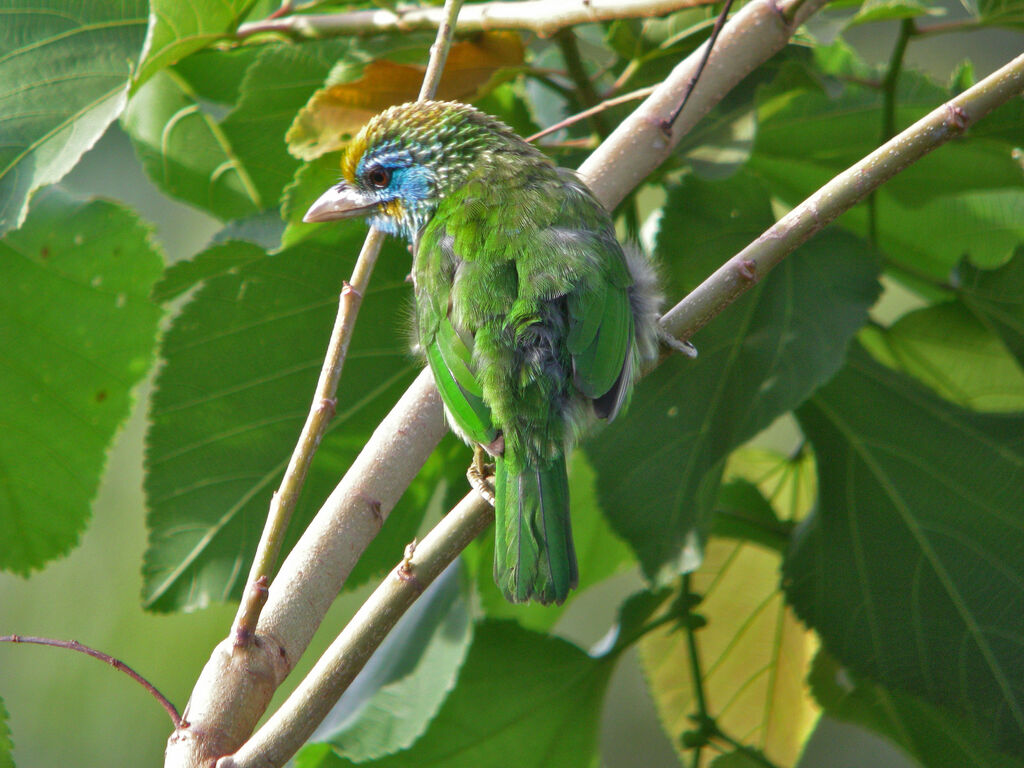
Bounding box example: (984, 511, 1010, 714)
(468, 445, 496, 506)
(658, 325, 698, 358)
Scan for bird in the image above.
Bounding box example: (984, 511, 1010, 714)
(304, 100, 674, 604)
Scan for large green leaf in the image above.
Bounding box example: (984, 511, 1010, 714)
(810, 651, 1024, 768)
(787, 344, 1024, 755)
(863, 299, 1024, 412)
(319, 620, 614, 768)
(142, 221, 442, 611)
(0, 191, 163, 573)
(0, 1, 147, 235)
(587, 173, 880, 581)
(134, 0, 259, 87)
(296, 562, 474, 764)
(958, 249, 1024, 367)
(749, 57, 1024, 277)
(123, 41, 348, 222)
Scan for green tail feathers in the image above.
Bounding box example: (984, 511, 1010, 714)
(493, 453, 578, 605)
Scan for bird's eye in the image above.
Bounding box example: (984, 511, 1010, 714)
(366, 166, 391, 188)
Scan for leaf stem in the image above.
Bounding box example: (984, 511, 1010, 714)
(1, 635, 181, 727)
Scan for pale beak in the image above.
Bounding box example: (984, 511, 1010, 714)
(303, 183, 378, 223)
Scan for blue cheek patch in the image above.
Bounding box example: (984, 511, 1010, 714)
(392, 165, 433, 203)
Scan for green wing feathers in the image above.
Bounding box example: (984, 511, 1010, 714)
(568, 281, 635, 420)
(425, 317, 498, 446)
(493, 452, 578, 605)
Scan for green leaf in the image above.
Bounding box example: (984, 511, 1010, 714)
(152, 239, 266, 303)
(0, 1, 147, 235)
(787, 343, 1024, 755)
(712, 479, 793, 553)
(957, 248, 1024, 367)
(588, 173, 880, 581)
(709, 749, 775, 768)
(862, 300, 1024, 411)
(972, 0, 1024, 25)
(639, 540, 820, 766)
(846, 0, 945, 26)
(134, 0, 259, 88)
(810, 650, 1024, 768)
(323, 620, 614, 768)
(0, 696, 12, 768)
(142, 222, 437, 611)
(471, 450, 634, 631)
(0, 191, 163, 573)
(123, 41, 349, 222)
(297, 562, 474, 764)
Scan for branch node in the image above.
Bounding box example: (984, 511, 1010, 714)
(397, 539, 425, 593)
(946, 103, 969, 132)
(341, 280, 363, 300)
(360, 493, 385, 526)
(735, 258, 758, 282)
(316, 396, 337, 420)
(233, 576, 270, 649)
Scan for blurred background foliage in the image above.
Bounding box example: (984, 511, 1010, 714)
(0, 0, 1022, 766)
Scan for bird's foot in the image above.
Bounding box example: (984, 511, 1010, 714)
(658, 325, 698, 358)
(468, 445, 496, 506)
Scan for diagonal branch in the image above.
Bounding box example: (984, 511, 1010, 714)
(221, 48, 1024, 768)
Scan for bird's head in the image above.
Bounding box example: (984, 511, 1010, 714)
(303, 100, 523, 241)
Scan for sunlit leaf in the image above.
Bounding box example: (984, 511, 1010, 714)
(846, 0, 945, 26)
(862, 300, 1024, 411)
(0, 191, 163, 573)
(0, 1, 147, 235)
(134, 0, 259, 87)
(640, 540, 820, 767)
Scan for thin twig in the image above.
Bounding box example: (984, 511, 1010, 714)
(228, 0, 465, 645)
(1, 635, 181, 728)
(237, 0, 715, 40)
(168, 3, 466, 766)
(662, 0, 736, 132)
(526, 85, 657, 143)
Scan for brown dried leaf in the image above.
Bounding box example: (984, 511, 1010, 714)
(286, 32, 524, 161)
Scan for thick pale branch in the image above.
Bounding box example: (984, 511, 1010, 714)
(219, 492, 494, 768)
(238, 0, 711, 39)
(578, 0, 829, 207)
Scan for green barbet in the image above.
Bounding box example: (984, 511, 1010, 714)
(305, 100, 664, 605)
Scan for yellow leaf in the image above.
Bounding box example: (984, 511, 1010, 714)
(287, 32, 524, 161)
(640, 448, 820, 767)
(640, 542, 820, 767)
